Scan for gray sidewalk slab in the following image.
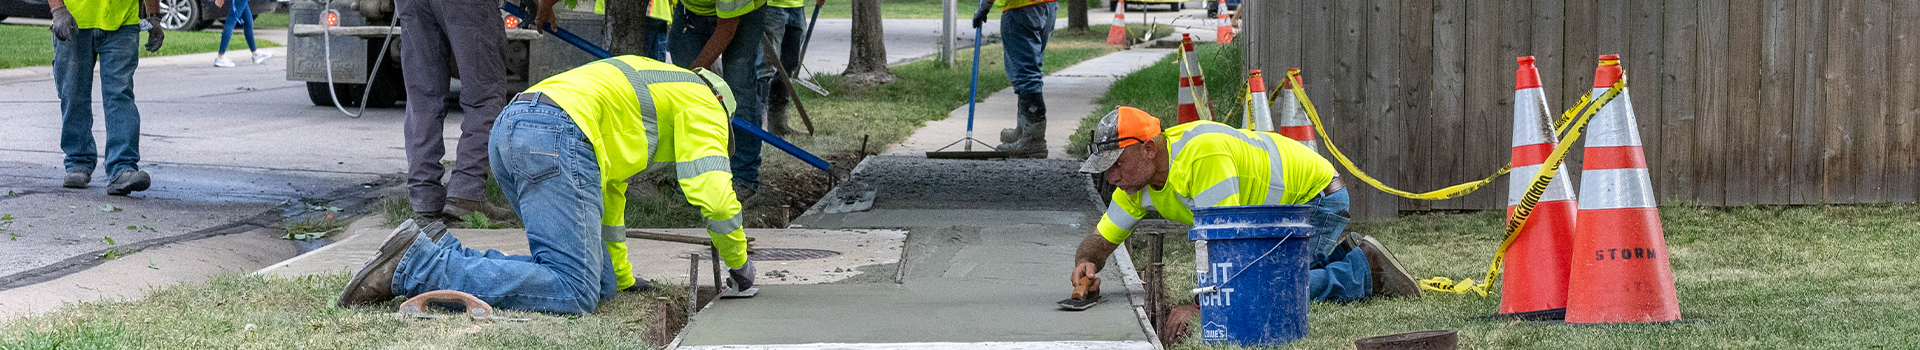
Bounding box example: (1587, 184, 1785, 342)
(886, 48, 1175, 159)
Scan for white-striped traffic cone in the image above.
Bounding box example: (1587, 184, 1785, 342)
(1275, 68, 1317, 150)
(1214, 0, 1234, 44)
(1245, 70, 1271, 131)
(1499, 56, 1579, 315)
(1176, 34, 1213, 124)
(1566, 54, 1681, 324)
(1106, 0, 1128, 46)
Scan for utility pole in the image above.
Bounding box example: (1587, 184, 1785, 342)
(941, 0, 956, 67)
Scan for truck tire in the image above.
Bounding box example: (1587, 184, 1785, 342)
(307, 82, 403, 108)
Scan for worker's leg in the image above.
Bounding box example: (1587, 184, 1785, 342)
(779, 7, 806, 71)
(756, 7, 794, 135)
(666, 6, 710, 68)
(995, 2, 1057, 157)
(1305, 189, 1371, 301)
(440, 0, 509, 205)
(400, 0, 454, 214)
(721, 9, 768, 191)
(762, 6, 806, 135)
(95, 26, 143, 177)
(390, 102, 614, 314)
(54, 28, 101, 175)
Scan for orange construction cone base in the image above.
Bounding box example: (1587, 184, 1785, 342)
(1566, 207, 1681, 323)
(1498, 200, 1576, 315)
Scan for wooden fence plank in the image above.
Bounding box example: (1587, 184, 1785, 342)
(1361, 0, 1403, 219)
(1596, 0, 1629, 55)
(1399, 0, 1436, 212)
(1824, 0, 1858, 204)
(1562, 0, 1597, 179)
(1460, 0, 1505, 210)
(1791, 0, 1828, 204)
(1726, 0, 1762, 206)
(1432, 0, 1469, 210)
(1758, 0, 1796, 205)
(1694, 0, 1730, 206)
(1852, 0, 1889, 203)
(1890, 0, 1920, 203)
(1661, 0, 1699, 204)
(1627, 0, 1664, 195)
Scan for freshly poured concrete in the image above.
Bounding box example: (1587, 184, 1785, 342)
(678, 157, 1153, 348)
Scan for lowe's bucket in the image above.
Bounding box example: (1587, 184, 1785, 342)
(1188, 205, 1315, 346)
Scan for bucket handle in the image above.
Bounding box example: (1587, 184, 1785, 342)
(1191, 241, 1288, 295)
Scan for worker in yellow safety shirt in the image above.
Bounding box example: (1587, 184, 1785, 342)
(340, 56, 752, 314)
(1064, 107, 1420, 309)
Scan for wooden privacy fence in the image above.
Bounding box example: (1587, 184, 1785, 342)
(1239, 0, 1920, 220)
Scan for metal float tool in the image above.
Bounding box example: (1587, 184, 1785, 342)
(927, 25, 1011, 159)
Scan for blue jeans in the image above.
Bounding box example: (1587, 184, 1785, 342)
(1305, 189, 1371, 301)
(391, 101, 618, 314)
(758, 6, 806, 112)
(53, 26, 143, 177)
(669, 5, 767, 189)
(1000, 2, 1056, 95)
(219, 0, 256, 54)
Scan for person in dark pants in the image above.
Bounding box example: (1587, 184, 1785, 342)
(48, 0, 164, 195)
(400, 0, 516, 222)
(668, 0, 766, 198)
(976, 0, 1055, 158)
(755, 0, 810, 136)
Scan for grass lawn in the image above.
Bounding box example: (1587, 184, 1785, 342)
(0, 24, 282, 69)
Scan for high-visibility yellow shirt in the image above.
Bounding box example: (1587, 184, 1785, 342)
(63, 0, 143, 30)
(652, 0, 677, 21)
(769, 0, 803, 9)
(682, 0, 767, 18)
(1096, 121, 1336, 243)
(994, 0, 1056, 11)
(523, 56, 747, 289)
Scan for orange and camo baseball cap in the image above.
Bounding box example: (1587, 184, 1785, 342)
(1079, 106, 1164, 174)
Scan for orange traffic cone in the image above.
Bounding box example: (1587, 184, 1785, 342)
(1106, 0, 1128, 46)
(1275, 68, 1317, 151)
(1176, 34, 1214, 124)
(1566, 54, 1681, 324)
(1499, 56, 1578, 315)
(1214, 0, 1235, 44)
(1244, 70, 1272, 131)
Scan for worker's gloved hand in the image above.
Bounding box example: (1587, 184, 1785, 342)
(728, 260, 756, 292)
(143, 18, 165, 52)
(971, 0, 992, 28)
(50, 7, 76, 41)
(534, 1, 557, 32)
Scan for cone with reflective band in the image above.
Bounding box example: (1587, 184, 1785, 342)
(1214, 0, 1234, 44)
(1566, 54, 1681, 324)
(1499, 56, 1578, 315)
(1275, 68, 1318, 150)
(1106, 0, 1128, 46)
(1245, 70, 1272, 131)
(1175, 34, 1214, 124)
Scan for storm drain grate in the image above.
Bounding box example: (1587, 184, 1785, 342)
(750, 248, 842, 261)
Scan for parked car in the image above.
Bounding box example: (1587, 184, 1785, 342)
(0, 0, 277, 31)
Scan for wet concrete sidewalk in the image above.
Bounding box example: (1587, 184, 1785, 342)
(674, 157, 1156, 349)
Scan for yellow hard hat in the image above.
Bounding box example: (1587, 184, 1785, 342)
(692, 68, 738, 117)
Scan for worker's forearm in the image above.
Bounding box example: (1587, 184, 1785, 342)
(1074, 234, 1120, 271)
(690, 18, 739, 68)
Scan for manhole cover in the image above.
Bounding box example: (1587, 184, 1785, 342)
(751, 248, 842, 261)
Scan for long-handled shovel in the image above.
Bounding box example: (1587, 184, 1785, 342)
(926, 26, 1009, 160)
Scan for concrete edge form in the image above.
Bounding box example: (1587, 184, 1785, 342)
(252, 214, 386, 276)
(792, 156, 878, 223)
(679, 340, 1156, 350)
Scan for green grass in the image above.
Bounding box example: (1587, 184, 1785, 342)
(0, 273, 689, 349)
(0, 24, 282, 69)
(812, 0, 1069, 19)
(252, 12, 289, 28)
(1129, 204, 1920, 349)
(1069, 41, 1245, 157)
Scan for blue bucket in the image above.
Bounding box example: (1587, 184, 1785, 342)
(1188, 205, 1315, 346)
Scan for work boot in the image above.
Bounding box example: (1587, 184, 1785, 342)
(1000, 92, 1044, 143)
(63, 171, 90, 189)
(451, 197, 518, 223)
(338, 221, 444, 307)
(105, 169, 150, 196)
(1351, 234, 1421, 299)
(995, 92, 1048, 158)
(766, 97, 798, 136)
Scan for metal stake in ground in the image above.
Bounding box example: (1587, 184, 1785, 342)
(927, 25, 1011, 160)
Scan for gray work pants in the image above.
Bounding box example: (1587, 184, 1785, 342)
(400, 0, 508, 212)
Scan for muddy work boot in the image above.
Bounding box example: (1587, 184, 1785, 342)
(765, 96, 798, 136)
(339, 221, 445, 307)
(63, 171, 90, 189)
(105, 169, 150, 196)
(995, 92, 1048, 158)
(451, 197, 518, 223)
(1351, 234, 1421, 299)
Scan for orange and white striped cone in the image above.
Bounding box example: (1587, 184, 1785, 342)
(1566, 54, 1681, 324)
(1106, 0, 1128, 46)
(1276, 68, 1317, 151)
(1499, 56, 1579, 315)
(1245, 70, 1272, 131)
(1214, 0, 1234, 44)
(1176, 34, 1214, 124)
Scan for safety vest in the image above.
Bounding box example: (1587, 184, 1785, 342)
(523, 56, 747, 289)
(682, 0, 767, 18)
(1095, 121, 1337, 244)
(995, 0, 1056, 11)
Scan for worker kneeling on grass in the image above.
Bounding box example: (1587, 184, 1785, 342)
(1069, 107, 1420, 305)
(338, 56, 754, 314)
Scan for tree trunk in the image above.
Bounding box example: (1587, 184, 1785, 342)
(845, 0, 895, 86)
(605, 0, 650, 56)
(1067, 0, 1089, 32)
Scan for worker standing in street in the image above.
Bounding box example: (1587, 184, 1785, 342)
(1069, 107, 1421, 304)
(401, 0, 517, 223)
(48, 0, 164, 195)
(755, 0, 815, 136)
(668, 0, 769, 198)
(339, 55, 755, 314)
(974, 0, 1055, 158)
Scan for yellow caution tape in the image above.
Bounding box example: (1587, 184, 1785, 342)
(1178, 48, 1215, 122)
(1419, 81, 1625, 296)
(1284, 69, 1510, 200)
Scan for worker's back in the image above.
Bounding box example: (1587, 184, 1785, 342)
(1104, 121, 1336, 236)
(523, 56, 732, 176)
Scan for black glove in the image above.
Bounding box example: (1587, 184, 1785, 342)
(143, 18, 165, 52)
(971, 0, 992, 28)
(727, 260, 756, 292)
(50, 7, 76, 41)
